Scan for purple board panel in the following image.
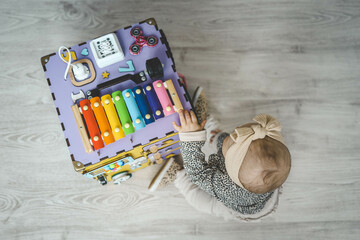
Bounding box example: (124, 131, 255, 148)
(41, 18, 191, 166)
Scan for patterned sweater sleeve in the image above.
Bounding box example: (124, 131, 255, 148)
(179, 130, 228, 198)
(208, 132, 229, 169)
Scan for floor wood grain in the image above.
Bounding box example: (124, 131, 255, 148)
(1, 0, 360, 239)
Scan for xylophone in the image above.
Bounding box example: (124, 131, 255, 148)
(41, 18, 193, 185)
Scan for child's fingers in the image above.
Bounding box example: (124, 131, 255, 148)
(178, 109, 186, 125)
(184, 110, 191, 122)
(200, 120, 207, 129)
(210, 129, 221, 134)
(189, 110, 197, 123)
(172, 121, 181, 132)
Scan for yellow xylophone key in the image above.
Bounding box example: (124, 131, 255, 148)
(164, 79, 183, 112)
(101, 94, 125, 140)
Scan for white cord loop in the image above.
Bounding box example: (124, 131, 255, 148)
(58, 46, 74, 81)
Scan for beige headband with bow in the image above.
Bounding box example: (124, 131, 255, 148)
(225, 114, 284, 188)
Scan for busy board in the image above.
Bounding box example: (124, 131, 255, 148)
(41, 18, 192, 185)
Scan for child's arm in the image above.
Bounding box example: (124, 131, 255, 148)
(173, 110, 229, 197)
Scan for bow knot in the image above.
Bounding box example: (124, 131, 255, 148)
(252, 125, 267, 140)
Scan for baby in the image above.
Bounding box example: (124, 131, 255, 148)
(172, 110, 291, 216)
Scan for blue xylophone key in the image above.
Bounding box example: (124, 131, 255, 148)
(143, 83, 164, 120)
(132, 86, 155, 125)
(122, 89, 146, 130)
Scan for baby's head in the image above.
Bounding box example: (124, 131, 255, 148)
(224, 114, 291, 194)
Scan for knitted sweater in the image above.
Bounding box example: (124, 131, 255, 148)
(179, 130, 273, 215)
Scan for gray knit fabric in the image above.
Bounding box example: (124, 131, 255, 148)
(180, 132, 273, 215)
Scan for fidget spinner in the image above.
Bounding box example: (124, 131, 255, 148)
(129, 27, 158, 55)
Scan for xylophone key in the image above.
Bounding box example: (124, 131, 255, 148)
(71, 104, 93, 153)
(122, 89, 146, 130)
(112, 91, 135, 135)
(79, 99, 104, 150)
(143, 84, 164, 120)
(90, 97, 115, 145)
(132, 86, 155, 125)
(153, 80, 175, 116)
(164, 79, 183, 112)
(101, 94, 125, 140)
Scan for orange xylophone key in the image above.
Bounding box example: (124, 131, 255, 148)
(90, 97, 115, 145)
(79, 99, 104, 150)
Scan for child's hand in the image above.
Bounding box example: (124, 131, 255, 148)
(172, 109, 206, 133)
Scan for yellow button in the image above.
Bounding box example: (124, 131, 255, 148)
(93, 136, 99, 141)
(94, 102, 99, 108)
(115, 96, 120, 101)
(156, 82, 162, 88)
(104, 131, 109, 137)
(125, 92, 130, 98)
(83, 105, 88, 111)
(145, 114, 151, 119)
(146, 86, 151, 91)
(166, 106, 172, 111)
(125, 123, 130, 128)
(155, 110, 161, 116)
(104, 99, 110, 104)
(115, 127, 120, 133)
(135, 119, 141, 124)
(136, 89, 141, 94)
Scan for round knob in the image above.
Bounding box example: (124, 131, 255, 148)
(94, 102, 99, 108)
(104, 131, 109, 137)
(166, 106, 172, 112)
(150, 145, 158, 153)
(154, 152, 161, 160)
(93, 136, 99, 141)
(83, 105, 88, 111)
(115, 127, 120, 133)
(155, 110, 161, 116)
(156, 82, 162, 88)
(125, 123, 130, 128)
(125, 92, 130, 98)
(104, 99, 110, 104)
(115, 96, 120, 101)
(155, 158, 163, 165)
(136, 89, 141, 94)
(146, 86, 151, 91)
(135, 119, 141, 124)
(145, 114, 151, 119)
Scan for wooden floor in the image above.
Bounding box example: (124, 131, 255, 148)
(1, 0, 360, 239)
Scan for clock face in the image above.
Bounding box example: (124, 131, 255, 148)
(90, 33, 125, 68)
